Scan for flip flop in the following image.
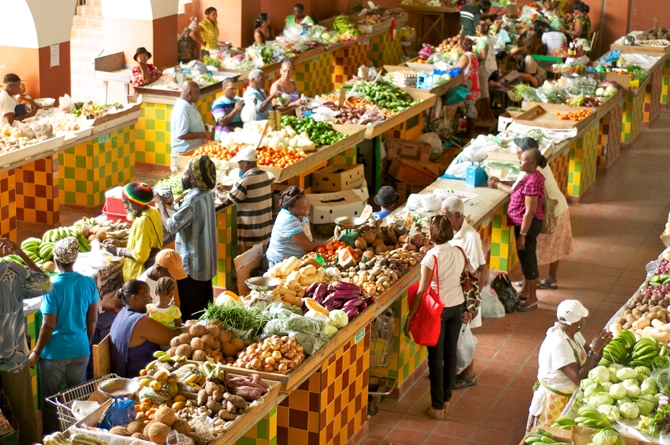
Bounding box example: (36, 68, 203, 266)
(517, 303, 538, 312)
(538, 279, 558, 290)
(514, 281, 523, 288)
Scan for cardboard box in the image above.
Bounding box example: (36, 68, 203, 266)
(308, 190, 366, 224)
(385, 138, 432, 163)
(311, 164, 365, 193)
(383, 176, 431, 205)
(389, 156, 438, 184)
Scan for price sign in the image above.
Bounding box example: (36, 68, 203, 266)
(355, 328, 365, 344)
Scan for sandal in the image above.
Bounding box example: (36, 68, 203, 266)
(453, 375, 478, 390)
(538, 279, 558, 290)
(424, 406, 445, 420)
(517, 303, 538, 312)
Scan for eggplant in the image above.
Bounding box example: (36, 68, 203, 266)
(314, 283, 328, 300)
(327, 290, 362, 301)
(331, 281, 363, 294)
(345, 307, 359, 321)
(343, 299, 363, 310)
(305, 282, 319, 298)
(358, 300, 368, 311)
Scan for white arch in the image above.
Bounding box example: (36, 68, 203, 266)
(0, 0, 39, 48)
(101, 0, 178, 21)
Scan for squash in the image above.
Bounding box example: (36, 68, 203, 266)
(304, 298, 329, 315)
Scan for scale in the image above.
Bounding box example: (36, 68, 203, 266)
(334, 216, 365, 246)
(98, 377, 139, 429)
(245, 277, 281, 309)
(465, 159, 488, 188)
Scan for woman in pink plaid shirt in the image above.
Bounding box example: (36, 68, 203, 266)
(487, 148, 546, 311)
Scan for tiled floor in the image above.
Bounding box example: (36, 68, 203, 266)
(358, 112, 670, 445)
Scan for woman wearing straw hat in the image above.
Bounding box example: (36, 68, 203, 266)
(131, 47, 162, 88)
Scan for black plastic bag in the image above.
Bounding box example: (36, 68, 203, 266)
(490, 273, 519, 313)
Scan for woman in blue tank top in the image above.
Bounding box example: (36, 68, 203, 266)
(110, 281, 181, 377)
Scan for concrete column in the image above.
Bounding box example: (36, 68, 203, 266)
(202, 0, 260, 48)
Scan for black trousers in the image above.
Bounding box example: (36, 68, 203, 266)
(514, 218, 543, 280)
(427, 304, 464, 409)
(177, 275, 214, 321)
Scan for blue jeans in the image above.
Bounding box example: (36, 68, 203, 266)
(39, 356, 89, 434)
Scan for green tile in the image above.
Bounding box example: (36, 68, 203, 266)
(146, 119, 155, 130)
(499, 258, 508, 271)
(75, 180, 87, 193)
(568, 172, 573, 184)
(146, 141, 155, 153)
(501, 229, 509, 244)
(75, 156, 86, 169)
(491, 243, 500, 257)
(256, 417, 268, 439)
(156, 132, 165, 143)
(573, 162, 581, 173)
(64, 166, 75, 179)
(156, 109, 165, 120)
(65, 191, 76, 203)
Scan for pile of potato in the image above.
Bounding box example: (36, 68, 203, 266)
(0, 122, 53, 154)
(109, 405, 194, 444)
(168, 320, 245, 364)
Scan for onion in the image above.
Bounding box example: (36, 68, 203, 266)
(265, 357, 276, 366)
(272, 351, 282, 361)
(281, 336, 290, 343)
(262, 351, 271, 359)
(270, 343, 281, 351)
(280, 345, 289, 354)
(278, 363, 288, 372)
(287, 361, 295, 369)
(251, 359, 262, 370)
(263, 365, 274, 372)
(284, 350, 295, 359)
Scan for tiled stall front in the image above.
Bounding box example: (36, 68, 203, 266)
(236, 407, 278, 445)
(295, 52, 335, 97)
(621, 90, 645, 148)
(333, 42, 371, 90)
(550, 149, 570, 195)
(567, 120, 598, 199)
(0, 170, 17, 241)
(368, 32, 402, 68)
(643, 67, 662, 126)
(661, 59, 670, 108)
(596, 103, 623, 170)
(15, 156, 60, 226)
(215, 205, 237, 289)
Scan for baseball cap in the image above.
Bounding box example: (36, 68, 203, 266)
(155, 249, 188, 280)
(231, 147, 257, 163)
(556, 300, 589, 325)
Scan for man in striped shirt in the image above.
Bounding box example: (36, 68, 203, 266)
(223, 148, 274, 252)
(459, 0, 480, 37)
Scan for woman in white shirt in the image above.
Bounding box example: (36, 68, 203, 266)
(404, 215, 472, 420)
(527, 300, 611, 431)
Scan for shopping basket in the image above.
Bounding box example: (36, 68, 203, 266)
(368, 308, 397, 416)
(45, 373, 118, 432)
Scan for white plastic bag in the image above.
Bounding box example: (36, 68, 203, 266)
(59, 94, 75, 112)
(480, 285, 505, 319)
(456, 324, 477, 373)
(416, 132, 444, 158)
(241, 97, 257, 123)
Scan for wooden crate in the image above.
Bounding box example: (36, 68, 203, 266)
(514, 104, 597, 131)
(389, 156, 438, 183)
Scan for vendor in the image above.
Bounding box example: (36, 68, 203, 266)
(455, 37, 480, 137)
(474, 21, 497, 121)
(373, 186, 399, 220)
(220, 148, 274, 251)
(459, 0, 480, 37)
(254, 13, 274, 45)
(509, 47, 547, 88)
(243, 70, 277, 121)
(110, 280, 181, 378)
(527, 300, 611, 431)
(285, 3, 314, 29)
(541, 0, 560, 19)
(170, 80, 213, 172)
(131, 47, 162, 88)
(265, 186, 318, 267)
(562, 1, 590, 40)
(104, 183, 163, 281)
(14, 83, 36, 116)
(541, 21, 568, 56)
(139, 249, 188, 306)
(211, 77, 244, 139)
(1, 74, 37, 124)
(190, 7, 221, 58)
(270, 60, 301, 115)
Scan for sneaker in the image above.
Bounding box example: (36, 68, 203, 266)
(424, 406, 445, 420)
(452, 375, 478, 390)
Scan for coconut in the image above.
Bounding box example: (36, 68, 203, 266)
(192, 350, 207, 361)
(127, 420, 145, 434)
(146, 422, 171, 444)
(110, 426, 132, 436)
(222, 342, 237, 357)
(170, 336, 181, 348)
(191, 337, 205, 351)
(166, 347, 177, 356)
(172, 419, 191, 434)
(189, 324, 206, 337)
(175, 344, 193, 359)
(201, 333, 216, 348)
(178, 333, 193, 344)
(232, 338, 245, 351)
(153, 405, 177, 427)
(206, 324, 220, 338)
(132, 433, 149, 440)
(218, 330, 234, 343)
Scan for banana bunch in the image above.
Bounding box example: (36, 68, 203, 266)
(569, 95, 586, 106)
(333, 15, 363, 36)
(551, 416, 576, 430)
(143, 350, 186, 370)
(20, 238, 43, 263)
(599, 330, 636, 366)
(43, 432, 71, 445)
(0, 254, 26, 266)
(524, 429, 569, 445)
(629, 336, 660, 367)
(574, 406, 612, 429)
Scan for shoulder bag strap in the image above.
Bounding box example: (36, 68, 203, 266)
(455, 246, 470, 272)
(432, 254, 440, 295)
(145, 214, 163, 248)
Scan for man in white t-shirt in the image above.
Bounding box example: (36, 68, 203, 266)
(0, 74, 36, 125)
(442, 196, 488, 389)
(541, 30, 568, 56)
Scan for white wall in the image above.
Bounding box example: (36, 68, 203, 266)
(101, 0, 178, 20)
(0, 0, 78, 48)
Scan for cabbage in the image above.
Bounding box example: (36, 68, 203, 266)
(592, 428, 623, 445)
(305, 310, 329, 322)
(616, 396, 632, 407)
(588, 393, 614, 407)
(590, 366, 611, 384)
(328, 310, 348, 328)
(636, 397, 655, 416)
(616, 367, 637, 381)
(584, 383, 601, 398)
(596, 87, 605, 96)
(601, 382, 613, 392)
(606, 85, 618, 95)
(321, 32, 332, 41)
(609, 364, 623, 383)
(609, 383, 627, 400)
(636, 366, 652, 383)
(581, 378, 595, 390)
(623, 379, 641, 398)
(641, 377, 657, 395)
(323, 322, 338, 337)
(619, 402, 640, 419)
(597, 405, 620, 422)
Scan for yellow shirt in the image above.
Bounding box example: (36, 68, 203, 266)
(147, 304, 182, 329)
(199, 19, 220, 51)
(556, 0, 567, 14)
(123, 207, 163, 281)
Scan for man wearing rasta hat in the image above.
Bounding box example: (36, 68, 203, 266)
(156, 155, 217, 320)
(105, 183, 163, 281)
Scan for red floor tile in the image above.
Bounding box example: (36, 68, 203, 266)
(385, 428, 430, 445)
(432, 421, 477, 439)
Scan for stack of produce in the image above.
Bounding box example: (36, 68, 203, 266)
(0, 121, 54, 154)
(356, 7, 408, 26)
(280, 116, 346, 147)
(318, 98, 390, 125)
(522, 428, 572, 445)
(333, 15, 364, 39)
(64, 100, 126, 119)
(232, 335, 306, 372)
(350, 80, 419, 113)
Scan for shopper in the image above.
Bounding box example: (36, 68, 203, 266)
(459, 0, 480, 37)
(562, 1, 591, 40)
(212, 77, 244, 139)
(541, 24, 568, 57)
(373, 186, 399, 220)
(220, 147, 274, 251)
(509, 47, 547, 88)
(254, 13, 274, 44)
(139, 248, 188, 307)
(512, 138, 573, 290)
(473, 21, 497, 121)
(147, 277, 182, 329)
(455, 37, 479, 137)
(541, 0, 560, 19)
(0, 238, 51, 444)
(488, 148, 547, 311)
(265, 186, 318, 267)
(131, 47, 162, 88)
(1, 73, 37, 124)
(270, 59, 302, 116)
(105, 182, 163, 281)
(243, 70, 277, 121)
(110, 280, 181, 378)
(285, 3, 314, 29)
(170, 80, 213, 172)
(441, 197, 487, 389)
(527, 300, 611, 431)
(28, 237, 99, 435)
(155, 155, 217, 320)
(404, 215, 471, 420)
(190, 7, 221, 58)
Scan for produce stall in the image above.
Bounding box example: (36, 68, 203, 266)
(399, 4, 460, 48)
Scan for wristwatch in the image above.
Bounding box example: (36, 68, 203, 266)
(587, 350, 599, 360)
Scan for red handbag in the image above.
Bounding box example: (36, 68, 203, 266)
(407, 255, 445, 346)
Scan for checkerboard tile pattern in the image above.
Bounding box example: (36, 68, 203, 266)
(621, 90, 644, 146)
(661, 59, 670, 107)
(59, 127, 135, 208)
(332, 147, 358, 165)
(136, 93, 219, 166)
(216, 204, 236, 289)
(295, 52, 334, 97)
(567, 120, 598, 198)
(596, 103, 623, 169)
(0, 170, 17, 241)
(643, 67, 662, 126)
(236, 407, 277, 445)
(489, 203, 517, 272)
(333, 43, 370, 90)
(383, 114, 424, 141)
(278, 327, 370, 445)
(550, 149, 570, 195)
(369, 32, 402, 68)
(15, 156, 60, 225)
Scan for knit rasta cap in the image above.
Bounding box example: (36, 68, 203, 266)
(123, 182, 154, 207)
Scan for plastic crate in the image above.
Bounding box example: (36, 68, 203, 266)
(101, 202, 129, 224)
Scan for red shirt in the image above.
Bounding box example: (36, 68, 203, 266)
(508, 171, 545, 226)
(132, 64, 162, 87)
